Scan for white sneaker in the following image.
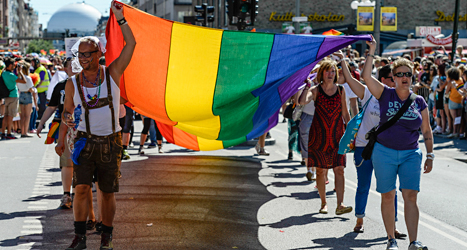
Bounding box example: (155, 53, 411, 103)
(255, 143, 260, 154)
(433, 126, 442, 134)
(447, 133, 459, 138)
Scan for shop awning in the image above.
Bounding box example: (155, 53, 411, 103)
(382, 48, 422, 56)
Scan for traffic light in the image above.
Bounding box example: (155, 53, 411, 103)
(194, 3, 215, 27)
(227, 0, 258, 30)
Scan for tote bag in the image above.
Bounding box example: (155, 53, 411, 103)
(338, 96, 372, 155)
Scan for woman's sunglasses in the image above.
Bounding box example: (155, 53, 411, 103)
(394, 72, 413, 78)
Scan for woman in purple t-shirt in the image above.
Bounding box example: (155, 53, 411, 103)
(362, 36, 433, 250)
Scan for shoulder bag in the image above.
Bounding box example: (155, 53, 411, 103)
(361, 93, 416, 161)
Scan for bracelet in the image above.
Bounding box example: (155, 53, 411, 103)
(117, 17, 127, 25)
(367, 54, 375, 58)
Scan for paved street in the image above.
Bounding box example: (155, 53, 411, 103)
(1, 117, 467, 249)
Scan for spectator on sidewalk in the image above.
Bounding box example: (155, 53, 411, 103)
(59, 3, 136, 248)
(298, 59, 352, 216)
(0, 58, 27, 140)
(16, 62, 35, 138)
(445, 67, 464, 138)
(31, 57, 50, 122)
(362, 36, 433, 250)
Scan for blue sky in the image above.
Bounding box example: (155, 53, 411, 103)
(29, 0, 116, 29)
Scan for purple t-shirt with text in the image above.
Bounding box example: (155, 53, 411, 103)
(377, 86, 427, 150)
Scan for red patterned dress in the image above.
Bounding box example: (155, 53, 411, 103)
(308, 84, 346, 168)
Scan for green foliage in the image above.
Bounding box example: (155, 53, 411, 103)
(26, 39, 54, 54)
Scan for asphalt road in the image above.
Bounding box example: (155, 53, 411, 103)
(1, 117, 467, 249)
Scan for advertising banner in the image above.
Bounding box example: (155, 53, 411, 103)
(380, 7, 397, 31)
(282, 22, 295, 34)
(357, 6, 374, 32)
(300, 22, 313, 34)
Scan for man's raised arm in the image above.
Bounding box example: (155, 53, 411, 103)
(108, 0, 136, 86)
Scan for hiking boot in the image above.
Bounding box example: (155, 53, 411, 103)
(66, 234, 86, 250)
(386, 238, 398, 250)
(59, 194, 72, 209)
(86, 220, 97, 230)
(122, 149, 130, 160)
(100, 232, 114, 250)
(408, 241, 428, 250)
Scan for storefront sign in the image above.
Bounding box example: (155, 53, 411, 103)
(416, 26, 441, 37)
(380, 7, 397, 32)
(435, 11, 467, 22)
(269, 12, 344, 22)
(357, 6, 374, 31)
(426, 34, 452, 45)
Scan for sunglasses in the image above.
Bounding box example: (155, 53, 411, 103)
(75, 50, 99, 58)
(394, 72, 413, 78)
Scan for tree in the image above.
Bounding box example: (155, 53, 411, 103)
(26, 39, 54, 54)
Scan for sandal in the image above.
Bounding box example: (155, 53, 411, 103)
(335, 205, 353, 215)
(319, 203, 328, 214)
(353, 224, 364, 233)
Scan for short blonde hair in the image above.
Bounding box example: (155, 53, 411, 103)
(392, 58, 414, 75)
(316, 59, 338, 84)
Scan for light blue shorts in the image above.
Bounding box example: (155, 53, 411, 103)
(371, 142, 423, 194)
(449, 99, 462, 110)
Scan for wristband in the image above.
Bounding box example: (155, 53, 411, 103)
(367, 54, 375, 58)
(117, 17, 127, 25)
(426, 152, 435, 159)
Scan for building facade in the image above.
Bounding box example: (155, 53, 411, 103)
(138, 0, 193, 22)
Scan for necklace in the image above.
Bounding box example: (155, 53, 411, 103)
(82, 67, 101, 86)
(80, 71, 101, 108)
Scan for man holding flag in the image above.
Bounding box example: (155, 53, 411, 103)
(57, 1, 136, 249)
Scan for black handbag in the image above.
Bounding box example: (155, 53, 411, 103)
(283, 103, 295, 119)
(361, 93, 417, 161)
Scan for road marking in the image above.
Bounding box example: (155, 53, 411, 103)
(18, 145, 59, 249)
(327, 165, 467, 247)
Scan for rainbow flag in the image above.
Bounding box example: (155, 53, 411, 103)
(461, 58, 467, 65)
(322, 29, 344, 36)
(45, 122, 60, 144)
(105, 1, 371, 151)
(456, 82, 465, 91)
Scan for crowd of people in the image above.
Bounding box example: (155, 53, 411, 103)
(2, 5, 464, 248)
(261, 36, 454, 249)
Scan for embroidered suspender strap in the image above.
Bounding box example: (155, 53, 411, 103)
(105, 68, 116, 134)
(75, 73, 92, 136)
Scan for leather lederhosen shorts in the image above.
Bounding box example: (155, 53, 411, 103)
(73, 131, 122, 193)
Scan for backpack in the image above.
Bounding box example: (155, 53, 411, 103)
(0, 72, 13, 99)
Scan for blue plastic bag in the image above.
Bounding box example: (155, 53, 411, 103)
(72, 138, 87, 165)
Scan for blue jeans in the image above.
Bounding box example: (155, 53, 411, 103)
(354, 146, 398, 221)
(29, 107, 37, 130)
(149, 119, 162, 143)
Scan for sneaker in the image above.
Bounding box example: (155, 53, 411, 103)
(254, 143, 260, 154)
(266, 132, 271, 139)
(408, 240, 427, 250)
(100, 232, 114, 249)
(122, 149, 130, 160)
(59, 194, 72, 209)
(258, 148, 270, 156)
(147, 143, 156, 149)
(288, 152, 293, 160)
(282, 118, 287, 123)
(21, 134, 33, 138)
(447, 133, 459, 138)
(0, 134, 5, 140)
(300, 159, 306, 165)
(66, 234, 86, 250)
(5, 134, 17, 140)
(433, 126, 442, 134)
(158, 145, 164, 153)
(138, 147, 145, 155)
(95, 221, 103, 233)
(386, 238, 398, 250)
(86, 220, 97, 230)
